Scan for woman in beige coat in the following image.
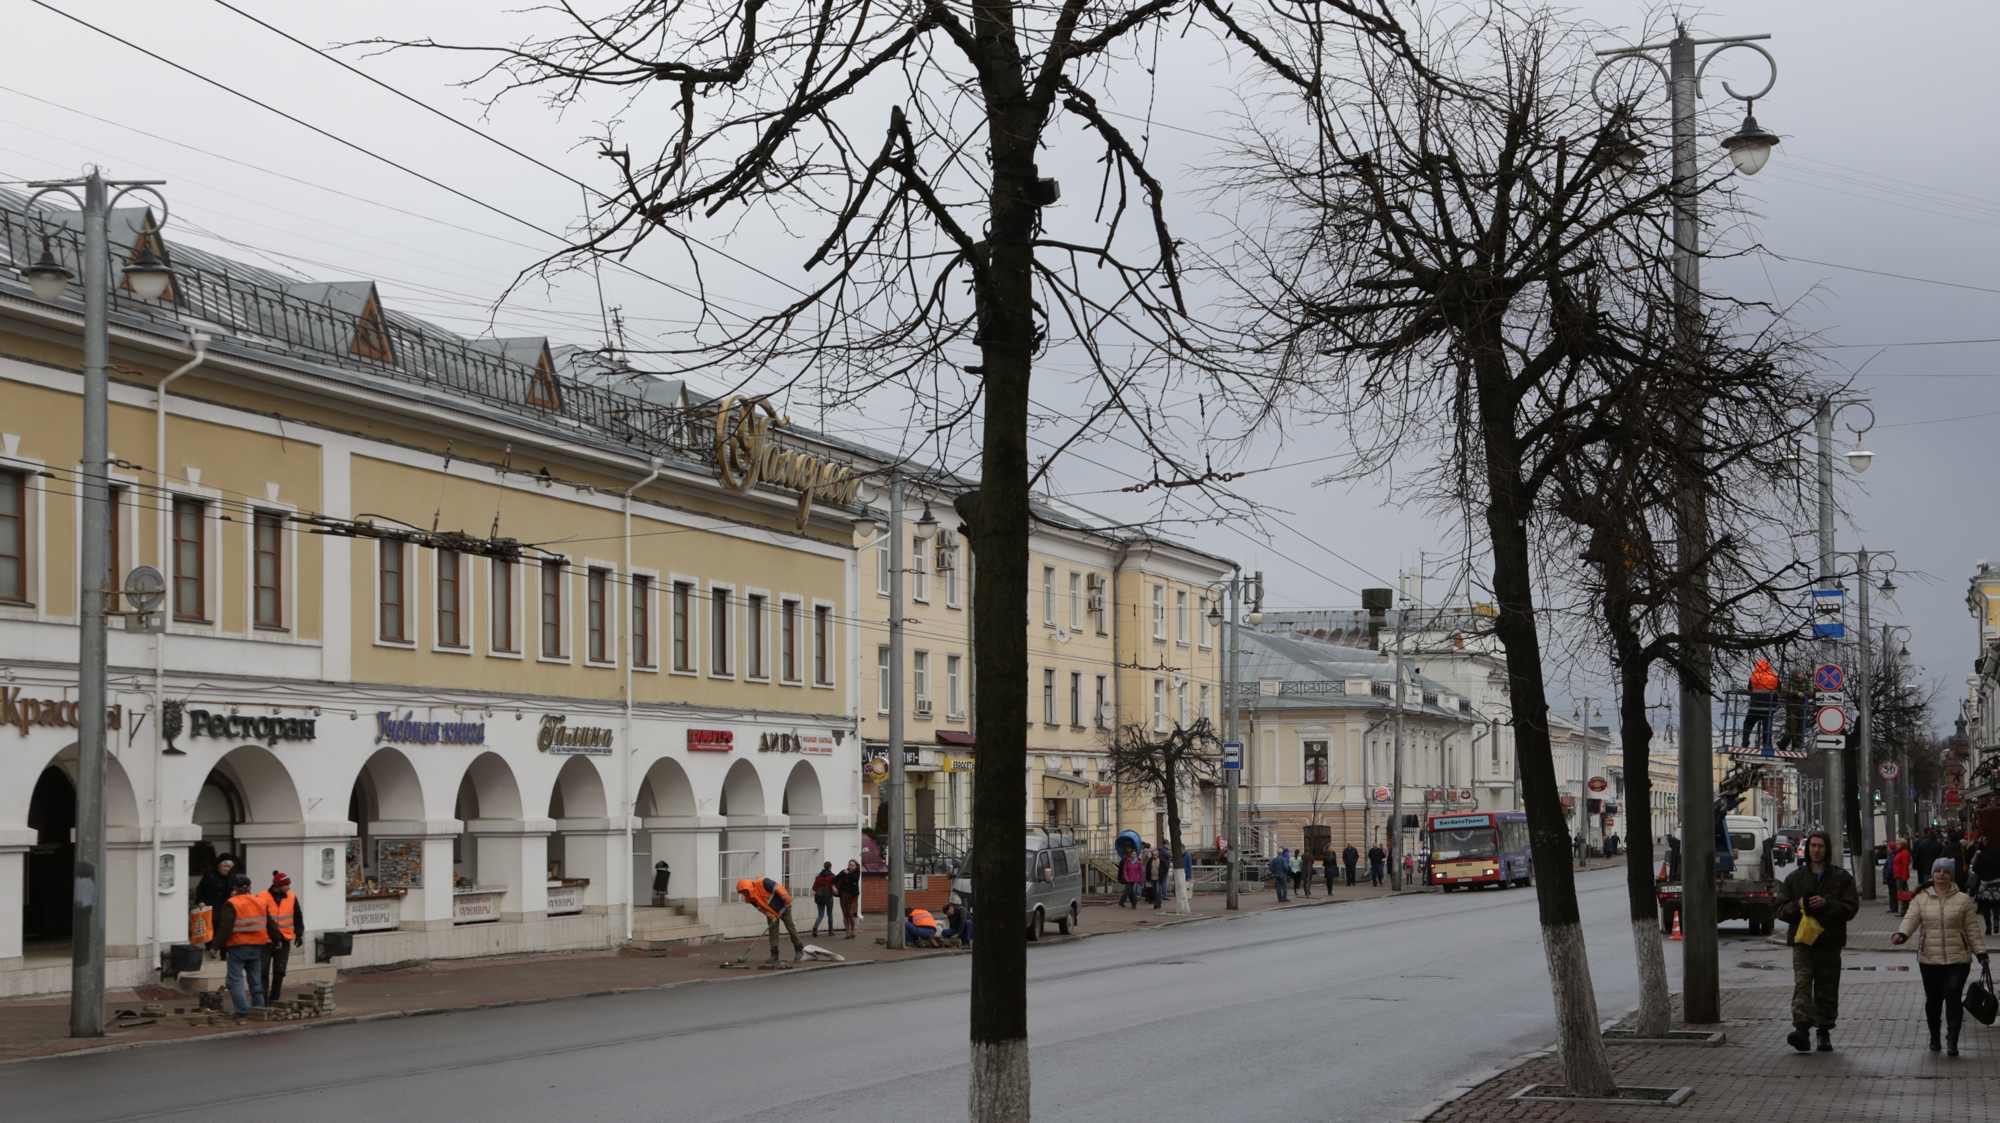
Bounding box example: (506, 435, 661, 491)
(1892, 858, 1991, 1055)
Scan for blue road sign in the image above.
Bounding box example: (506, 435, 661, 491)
(1814, 663, 1844, 692)
(1812, 589, 1846, 639)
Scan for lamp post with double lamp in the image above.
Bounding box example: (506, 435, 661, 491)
(1873, 624, 1915, 841)
(1592, 25, 1782, 1027)
(1205, 571, 1262, 911)
(19, 169, 176, 1038)
(869, 475, 937, 950)
(1572, 701, 1603, 868)
(1808, 399, 1876, 878)
(1826, 549, 1900, 899)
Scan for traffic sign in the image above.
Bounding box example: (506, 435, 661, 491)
(1222, 741, 1241, 770)
(1878, 759, 1900, 780)
(1815, 735, 1845, 751)
(1947, 789, 1964, 805)
(1812, 589, 1846, 638)
(1814, 663, 1844, 692)
(1587, 776, 1608, 793)
(1816, 705, 1848, 735)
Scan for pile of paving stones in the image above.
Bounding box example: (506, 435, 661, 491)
(169, 982, 337, 1026)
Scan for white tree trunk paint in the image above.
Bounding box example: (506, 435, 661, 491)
(1629, 917, 1673, 1037)
(969, 1038, 1030, 1123)
(1170, 869, 1192, 914)
(1540, 919, 1616, 1096)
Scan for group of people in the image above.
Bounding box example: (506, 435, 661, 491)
(193, 853, 305, 1021)
(1266, 843, 1389, 902)
(744, 858, 970, 962)
(1880, 829, 2000, 933)
(1115, 841, 1190, 909)
(1782, 829, 1992, 1057)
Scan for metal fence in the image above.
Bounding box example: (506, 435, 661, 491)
(717, 850, 760, 900)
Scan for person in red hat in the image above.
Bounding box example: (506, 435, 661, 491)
(256, 871, 306, 1002)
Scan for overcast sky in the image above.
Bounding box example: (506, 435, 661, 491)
(3, 0, 1988, 731)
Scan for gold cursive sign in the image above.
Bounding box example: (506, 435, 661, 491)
(713, 396, 863, 529)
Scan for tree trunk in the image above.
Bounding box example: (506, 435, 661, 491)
(960, 17, 1039, 1117)
(1612, 617, 1671, 1037)
(1163, 759, 1190, 913)
(1478, 360, 1617, 1096)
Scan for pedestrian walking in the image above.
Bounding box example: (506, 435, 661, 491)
(809, 862, 838, 936)
(1342, 844, 1359, 887)
(1972, 844, 2000, 936)
(1943, 831, 1969, 891)
(1367, 844, 1385, 887)
(193, 852, 238, 911)
(735, 877, 806, 962)
(1912, 829, 1944, 880)
(209, 873, 278, 1020)
(1666, 835, 1682, 880)
(1291, 848, 1309, 898)
(1893, 839, 1914, 916)
(1323, 848, 1337, 894)
(833, 858, 862, 939)
(1270, 849, 1290, 902)
(1891, 858, 1991, 1055)
(1777, 830, 1861, 1052)
(1118, 848, 1143, 908)
(254, 871, 304, 1003)
(1147, 844, 1169, 910)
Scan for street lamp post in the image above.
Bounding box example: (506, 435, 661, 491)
(1873, 625, 1915, 841)
(20, 169, 174, 1038)
(1572, 700, 1602, 868)
(1814, 398, 1875, 876)
(1593, 24, 1780, 1027)
(884, 475, 906, 949)
(1826, 549, 1899, 899)
(1207, 572, 1263, 911)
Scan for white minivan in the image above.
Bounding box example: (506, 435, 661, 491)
(1024, 831, 1083, 940)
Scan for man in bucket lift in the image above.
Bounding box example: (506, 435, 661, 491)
(1742, 658, 1780, 750)
(737, 877, 807, 962)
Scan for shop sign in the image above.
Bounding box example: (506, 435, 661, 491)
(546, 885, 585, 915)
(1092, 782, 1113, 796)
(1, 688, 122, 737)
(187, 708, 314, 746)
(757, 730, 835, 755)
(538, 715, 613, 755)
(375, 711, 486, 746)
(687, 728, 735, 752)
(947, 757, 976, 773)
(453, 891, 502, 924)
(713, 396, 864, 529)
(345, 896, 401, 932)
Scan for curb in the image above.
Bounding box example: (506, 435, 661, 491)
(1399, 1005, 1639, 1121)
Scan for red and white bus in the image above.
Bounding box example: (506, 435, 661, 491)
(1428, 812, 1532, 890)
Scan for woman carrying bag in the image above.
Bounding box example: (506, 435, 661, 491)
(1892, 857, 1991, 1056)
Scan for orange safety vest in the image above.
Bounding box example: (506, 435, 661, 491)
(738, 878, 790, 918)
(225, 892, 272, 947)
(908, 909, 937, 931)
(258, 890, 297, 941)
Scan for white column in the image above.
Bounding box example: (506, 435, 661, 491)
(366, 820, 461, 931)
(151, 823, 200, 951)
(469, 818, 554, 922)
(554, 817, 631, 915)
(644, 815, 722, 924)
(105, 829, 148, 959)
(236, 821, 358, 940)
(0, 830, 31, 968)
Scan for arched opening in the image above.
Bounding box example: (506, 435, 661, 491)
(719, 758, 764, 818)
(782, 760, 825, 816)
(635, 758, 698, 903)
(24, 768, 76, 942)
(453, 752, 522, 886)
(192, 746, 302, 886)
(546, 756, 607, 885)
(636, 758, 696, 818)
(718, 758, 766, 891)
(191, 773, 245, 884)
(780, 760, 827, 885)
(345, 748, 425, 894)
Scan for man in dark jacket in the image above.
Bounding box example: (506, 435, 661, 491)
(1342, 844, 1360, 886)
(1911, 830, 1944, 880)
(1775, 831, 1861, 1052)
(1366, 844, 1386, 887)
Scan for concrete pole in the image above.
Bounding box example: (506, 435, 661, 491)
(1576, 696, 1592, 869)
(1389, 585, 1407, 890)
(71, 170, 110, 1038)
(1668, 29, 1720, 1025)
(1224, 575, 1240, 911)
(1815, 402, 1845, 870)
(885, 475, 906, 949)
(1855, 551, 1875, 897)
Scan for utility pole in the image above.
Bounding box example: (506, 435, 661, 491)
(1854, 549, 1874, 899)
(1575, 696, 1596, 869)
(1389, 578, 1408, 890)
(1223, 574, 1241, 911)
(1816, 402, 1844, 874)
(885, 475, 906, 948)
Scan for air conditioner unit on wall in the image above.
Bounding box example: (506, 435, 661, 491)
(934, 527, 957, 548)
(936, 549, 955, 571)
(915, 699, 934, 717)
(1088, 593, 1106, 612)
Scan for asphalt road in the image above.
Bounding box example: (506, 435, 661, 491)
(3, 867, 1772, 1123)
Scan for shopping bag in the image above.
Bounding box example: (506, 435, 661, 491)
(1898, 889, 1913, 903)
(1965, 965, 1998, 1027)
(188, 905, 213, 945)
(1793, 911, 1824, 946)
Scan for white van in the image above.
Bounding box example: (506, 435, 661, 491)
(1024, 831, 1083, 939)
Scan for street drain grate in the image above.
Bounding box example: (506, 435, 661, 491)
(1844, 964, 1911, 971)
(1601, 1029, 1726, 1046)
(1510, 1085, 1692, 1106)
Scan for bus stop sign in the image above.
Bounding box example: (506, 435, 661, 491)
(1222, 742, 1241, 769)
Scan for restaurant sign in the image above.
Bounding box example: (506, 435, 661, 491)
(687, 729, 735, 752)
(757, 730, 835, 755)
(538, 715, 613, 755)
(714, 396, 863, 529)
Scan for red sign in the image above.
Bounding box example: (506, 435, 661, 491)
(1587, 776, 1608, 793)
(687, 729, 735, 751)
(1946, 789, 1964, 804)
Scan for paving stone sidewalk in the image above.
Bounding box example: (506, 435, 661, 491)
(1418, 977, 1999, 1123)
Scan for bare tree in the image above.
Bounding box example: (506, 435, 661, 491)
(1105, 716, 1220, 908)
(382, 3, 1426, 1117)
(1219, 4, 1824, 1094)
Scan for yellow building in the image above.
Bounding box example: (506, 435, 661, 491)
(0, 196, 865, 995)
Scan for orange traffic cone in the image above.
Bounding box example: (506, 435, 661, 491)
(1658, 858, 1670, 879)
(1668, 912, 1683, 941)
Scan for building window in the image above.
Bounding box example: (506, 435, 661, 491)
(947, 654, 963, 717)
(1176, 590, 1188, 644)
(1151, 584, 1165, 640)
(877, 536, 891, 596)
(172, 498, 206, 621)
(586, 568, 609, 662)
(0, 470, 24, 603)
(1091, 575, 1107, 634)
(747, 593, 766, 678)
(1043, 668, 1057, 724)
(253, 510, 285, 629)
(878, 646, 892, 713)
(1177, 680, 1189, 725)
(1199, 596, 1213, 648)
(1152, 677, 1166, 731)
(379, 540, 407, 642)
(672, 581, 693, 671)
(1070, 672, 1082, 727)
(539, 560, 565, 657)
(1069, 572, 1082, 630)
(1043, 566, 1056, 626)
(781, 599, 798, 681)
(710, 586, 731, 673)
(491, 559, 516, 652)
(632, 575, 652, 667)
(814, 605, 832, 684)
(911, 537, 929, 602)
(107, 486, 123, 596)
(1095, 675, 1108, 728)
(1304, 740, 1329, 785)
(1200, 684, 1212, 721)
(945, 550, 960, 607)
(913, 650, 930, 711)
(435, 549, 461, 646)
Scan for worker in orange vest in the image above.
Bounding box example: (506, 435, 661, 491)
(737, 877, 805, 962)
(1743, 658, 1780, 750)
(257, 871, 306, 1002)
(905, 907, 940, 944)
(210, 873, 278, 1018)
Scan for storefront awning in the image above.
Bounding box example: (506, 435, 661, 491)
(1041, 773, 1092, 799)
(936, 731, 976, 748)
